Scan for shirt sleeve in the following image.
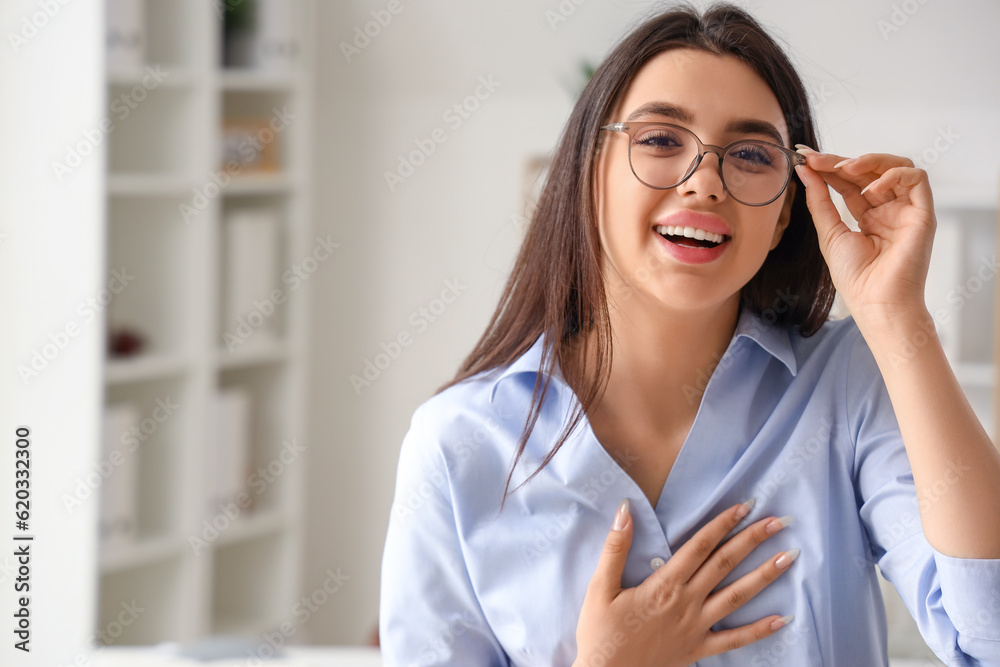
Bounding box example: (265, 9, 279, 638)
(847, 327, 1000, 665)
(379, 402, 510, 667)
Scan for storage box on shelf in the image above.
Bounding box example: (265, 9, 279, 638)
(97, 0, 312, 645)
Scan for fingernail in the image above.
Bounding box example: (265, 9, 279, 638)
(612, 498, 630, 531)
(794, 144, 824, 157)
(833, 158, 856, 169)
(770, 614, 795, 631)
(775, 547, 801, 570)
(860, 180, 876, 195)
(766, 515, 794, 535)
(735, 497, 756, 521)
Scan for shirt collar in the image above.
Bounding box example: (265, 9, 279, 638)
(488, 308, 798, 403)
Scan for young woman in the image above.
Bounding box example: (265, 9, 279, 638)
(379, 4, 1000, 665)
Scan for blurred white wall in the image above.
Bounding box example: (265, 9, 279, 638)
(304, 0, 1000, 645)
(0, 1, 104, 665)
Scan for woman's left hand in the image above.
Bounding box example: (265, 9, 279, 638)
(792, 148, 936, 331)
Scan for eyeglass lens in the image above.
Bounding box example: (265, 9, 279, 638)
(628, 125, 791, 205)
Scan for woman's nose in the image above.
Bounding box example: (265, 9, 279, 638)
(679, 151, 726, 202)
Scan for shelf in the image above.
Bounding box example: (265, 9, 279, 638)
(108, 174, 197, 197)
(216, 339, 290, 370)
(219, 69, 304, 91)
(99, 533, 183, 574)
(108, 67, 198, 89)
(98, 557, 186, 645)
(105, 353, 189, 385)
(214, 507, 287, 548)
(210, 531, 294, 636)
(224, 172, 296, 195)
(954, 362, 994, 388)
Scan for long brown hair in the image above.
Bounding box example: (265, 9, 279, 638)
(437, 2, 835, 510)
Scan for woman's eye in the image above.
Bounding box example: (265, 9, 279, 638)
(634, 130, 684, 149)
(730, 144, 776, 166)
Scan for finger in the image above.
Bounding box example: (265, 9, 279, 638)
(700, 613, 795, 658)
(793, 163, 852, 253)
(586, 498, 633, 604)
(792, 145, 848, 170)
(857, 166, 934, 213)
(658, 499, 756, 585)
(830, 152, 914, 177)
(701, 546, 800, 622)
(687, 515, 792, 596)
(809, 169, 879, 223)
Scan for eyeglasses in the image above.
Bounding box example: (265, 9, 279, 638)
(599, 121, 805, 206)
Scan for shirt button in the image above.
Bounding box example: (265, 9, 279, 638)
(650, 557, 666, 570)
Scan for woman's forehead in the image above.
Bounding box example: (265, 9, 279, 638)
(613, 48, 790, 143)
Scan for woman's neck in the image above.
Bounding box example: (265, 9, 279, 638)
(566, 290, 741, 437)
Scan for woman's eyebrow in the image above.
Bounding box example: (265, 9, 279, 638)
(625, 101, 786, 145)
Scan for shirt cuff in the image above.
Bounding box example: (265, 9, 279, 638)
(934, 547, 1000, 641)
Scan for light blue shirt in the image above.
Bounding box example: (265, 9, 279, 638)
(379, 308, 1000, 666)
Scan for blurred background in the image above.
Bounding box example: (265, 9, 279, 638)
(1, 0, 998, 665)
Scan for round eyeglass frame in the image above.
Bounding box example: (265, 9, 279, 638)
(599, 121, 806, 207)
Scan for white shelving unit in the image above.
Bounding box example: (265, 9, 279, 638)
(926, 185, 998, 441)
(97, 0, 313, 645)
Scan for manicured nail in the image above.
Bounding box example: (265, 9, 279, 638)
(860, 180, 876, 195)
(833, 158, 856, 169)
(612, 498, 630, 531)
(766, 515, 794, 535)
(794, 144, 824, 157)
(770, 614, 794, 631)
(735, 497, 756, 521)
(775, 548, 800, 570)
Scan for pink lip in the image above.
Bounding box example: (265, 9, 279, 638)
(653, 210, 732, 266)
(655, 210, 733, 237)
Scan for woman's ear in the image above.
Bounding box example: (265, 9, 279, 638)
(770, 180, 796, 250)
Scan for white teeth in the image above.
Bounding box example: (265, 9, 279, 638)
(654, 225, 726, 245)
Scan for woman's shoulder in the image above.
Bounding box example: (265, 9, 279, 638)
(787, 314, 883, 381)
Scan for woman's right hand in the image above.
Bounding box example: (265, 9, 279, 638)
(573, 498, 797, 667)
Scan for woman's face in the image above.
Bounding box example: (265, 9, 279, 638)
(595, 48, 796, 317)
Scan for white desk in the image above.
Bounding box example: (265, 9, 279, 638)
(88, 646, 943, 666)
(90, 646, 383, 666)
